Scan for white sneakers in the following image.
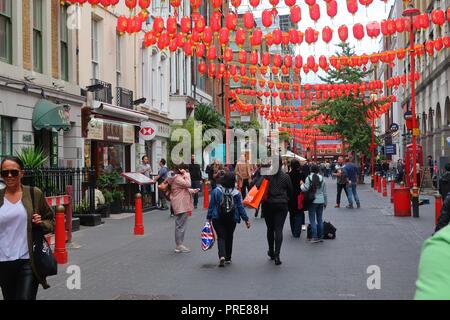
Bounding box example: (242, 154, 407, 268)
(175, 245, 191, 253)
(302, 225, 307, 231)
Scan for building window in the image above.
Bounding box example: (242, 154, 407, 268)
(183, 56, 187, 95)
(159, 65, 163, 111)
(116, 34, 121, 89)
(91, 19, 99, 79)
(0, 0, 12, 64)
(33, 0, 43, 73)
(151, 51, 158, 107)
(0, 117, 12, 157)
(60, 4, 69, 81)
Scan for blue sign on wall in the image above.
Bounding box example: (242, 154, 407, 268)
(385, 144, 397, 155)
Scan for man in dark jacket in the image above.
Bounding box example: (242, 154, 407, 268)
(261, 158, 293, 265)
(188, 154, 202, 209)
(436, 194, 450, 233)
(438, 163, 450, 199)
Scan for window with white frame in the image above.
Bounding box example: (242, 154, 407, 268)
(151, 49, 158, 107)
(183, 56, 187, 95)
(160, 54, 168, 112)
(91, 18, 99, 79)
(159, 64, 163, 111)
(60, 4, 69, 81)
(142, 47, 151, 103)
(0, 117, 12, 157)
(116, 33, 121, 88)
(0, 0, 12, 64)
(33, 0, 43, 73)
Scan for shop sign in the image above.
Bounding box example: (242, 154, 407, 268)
(385, 144, 397, 155)
(87, 118, 135, 144)
(87, 119, 104, 140)
(104, 121, 123, 142)
(140, 121, 157, 141)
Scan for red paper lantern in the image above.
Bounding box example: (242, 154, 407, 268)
(290, 5, 301, 24)
(198, 61, 206, 75)
(338, 25, 348, 42)
(346, 0, 358, 15)
(170, 0, 181, 9)
(143, 31, 156, 47)
(307, 55, 315, 69)
(322, 26, 333, 44)
(249, 0, 260, 9)
(262, 9, 273, 28)
(273, 54, 282, 67)
(231, 0, 242, 9)
(387, 19, 396, 35)
(184, 40, 193, 56)
(207, 46, 217, 60)
(139, 0, 150, 10)
(196, 43, 205, 58)
(284, 55, 292, 68)
(226, 13, 238, 31)
(235, 28, 246, 47)
(124, 0, 136, 10)
(305, 0, 316, 6)
(250, 51, 259, 65)
(180, 16, 191, 34)
(194, 16, 205, 33)
(152, 17, 164, 34)
(110, 0, 119, 5)
(210, 11, 221, 33)
(208, 64, 216, 78)
(419, 14, 430, 29)
(269, 0, 280, 8)
(395, 18, 405, 33)
(190, 0, 202, 12)
(211, 0, 221, 10)
(238, 51, 247, 64)
(289, 29, 299, 44)
(202, 27, 213, 44)
(262, 53, 270, 66)
(366, 21, 380, 38)
(244, 12, 255, 30)
(239, 65, 246, 77)
(100, 0, 111, 8)
(166, 16, 177, 35)
(305, 27, 318, 45)
(117, 16, 128, 34)
(295, 55, 303, 69)
(229, 65, 237, 75)
(327, 0, 338, 19)
(353, 23, 364, 41)
(251, 28, 263, 47)
(443, 36, 450, 48)
(260, 66, 267, 75)
(273, 29, 282, 45)
(271, 66, 279, 75)
(319, 55, 328, 70)
(431, 9, 445, 26)
(285, 0, 296, 7)
(309, 3, 320, 22)
(223, 47, 233, 62)
(282, 32, 290, 45)
(359, 0, 373, 7)
(298, 31, 304, 44)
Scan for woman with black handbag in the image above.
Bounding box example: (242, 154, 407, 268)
(301, 165, 327, 244)
(0, 156, 55, 300)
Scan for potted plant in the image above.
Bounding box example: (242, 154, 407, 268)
(97, 171, 124, 214)
(72, 200, 102, 227)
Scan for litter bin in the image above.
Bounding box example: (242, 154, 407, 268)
(393, 187, 411, 217)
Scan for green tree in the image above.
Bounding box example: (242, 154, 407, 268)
(307, 42, 386, 157)
(194, 103, 225, 133)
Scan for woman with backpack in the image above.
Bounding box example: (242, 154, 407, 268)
(167, 164, 199, 253)
(261, 157, 293, 265)
(207, 172, 251, 267)
(301, 164, 327, 244)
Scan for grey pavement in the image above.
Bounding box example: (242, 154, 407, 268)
(16, 178, 438, 300)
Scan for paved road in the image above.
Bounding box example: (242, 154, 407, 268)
(21, 179, 437, 300)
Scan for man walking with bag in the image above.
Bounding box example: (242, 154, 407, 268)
(333, 156, 349, 208)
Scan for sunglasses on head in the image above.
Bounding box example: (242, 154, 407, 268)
(1, 170, 20, 178)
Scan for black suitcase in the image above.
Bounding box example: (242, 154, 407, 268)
(307, 221, 336, 240)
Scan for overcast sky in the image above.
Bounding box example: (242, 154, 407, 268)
(235, 0, 395, 83)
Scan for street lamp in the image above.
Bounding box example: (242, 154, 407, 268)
(370, 93, 377, 188)
(403, 3, 421, 217)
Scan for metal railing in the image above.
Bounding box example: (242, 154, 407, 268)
(116, 87, 134, 109)
(91, 79, 113, 104)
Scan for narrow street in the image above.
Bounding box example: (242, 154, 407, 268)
(31, 179, 435, 300)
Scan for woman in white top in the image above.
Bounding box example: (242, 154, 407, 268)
(0, 156, 54, 300)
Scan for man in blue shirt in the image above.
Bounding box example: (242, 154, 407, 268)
(344, 157, 360, 209)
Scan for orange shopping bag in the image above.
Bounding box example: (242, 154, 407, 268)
(243, 179, 268, 209)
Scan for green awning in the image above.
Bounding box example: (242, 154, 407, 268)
(32, 99, 70, 131)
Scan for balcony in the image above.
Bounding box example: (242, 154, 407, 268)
(116, 87, 134, 109)
(91, 79, 113, 104)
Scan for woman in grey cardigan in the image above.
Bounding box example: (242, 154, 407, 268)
(300, 164, 327, 243)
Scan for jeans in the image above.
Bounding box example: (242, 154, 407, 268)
(262, 203, 288, 256)
(336, 183, 349, 205)
(308, 203, 324, 240)
(346, 183, 360, 206)
(240, 179, 250, 199)
(0, 259, 39, 300)
(212, 218, 237, 260)
(289, 205, 304, 238)
(191, 180, 201, 207)
(175, 212, 189, 246)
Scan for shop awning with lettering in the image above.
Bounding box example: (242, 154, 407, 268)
(32, 99, 71, 131)
(93, 101, 149, 122)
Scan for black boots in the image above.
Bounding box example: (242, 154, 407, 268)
(274, 256, 282, 265)
(267, 250, 275, 260)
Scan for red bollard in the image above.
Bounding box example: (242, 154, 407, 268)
(134, 193, 144, 235)
(382, 177, 387, 197)
(435, 194, 442, 226)
(203, 182, 210, 209)
(377, 175, 382, 193)
(390, 179, 395, 203)
(53, 205, 68, 264)
(374, 175, 378, 191)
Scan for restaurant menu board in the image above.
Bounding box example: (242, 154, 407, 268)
(121, 172, 155, 185)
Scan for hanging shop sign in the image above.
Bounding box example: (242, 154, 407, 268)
(139, 121, 157, 141)
(87, 118, 135, 144)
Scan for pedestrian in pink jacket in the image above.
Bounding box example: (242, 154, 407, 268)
(167, 164, 199, 253)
